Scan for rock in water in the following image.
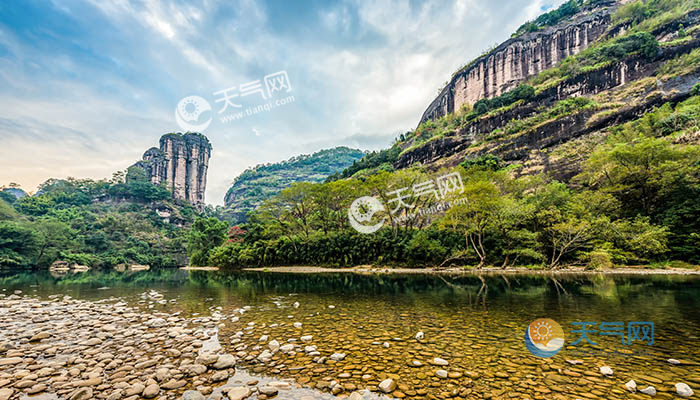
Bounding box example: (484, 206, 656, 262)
(432, 357, 449, 366)
(181, 390, 205, 400)
(330, 353, 346, 361)
(667, 358, 681, 365)
(675, 383, 694, 397)
(625, 380, 637, 393)
(227, 387, 251, 400)
(640, 386, 656, 396)
(142, 384, 160, 398)
(213, 354, 236, 369)
(416, 331, 424, 340)
(600, 366, 613, 376)
(378, 378, 396, 393)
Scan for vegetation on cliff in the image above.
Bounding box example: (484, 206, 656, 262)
(224, 147, 365, 223)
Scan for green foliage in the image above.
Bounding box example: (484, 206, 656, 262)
(513, 0, 582, 37)
(0, 221, 39, 268)
(469, 85, 536, 119)
(225, 147, 365, 223)
(186, 217, 228, 266)
(331, 146, 401, 180)
(460, 154, 505, 171)
(0, 174, 197, 269)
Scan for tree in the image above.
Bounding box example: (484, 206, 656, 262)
(0, 221, 39, 268)
(186, 217, 228, 266)
(439, 179, 501, 268)
(32, 219, 77, 267)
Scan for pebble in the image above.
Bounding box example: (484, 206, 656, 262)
(379, 378, 396, 393)
(675, 383, 694, 397)
(600, 366, 613, 376)
(640, 386, 657, 396)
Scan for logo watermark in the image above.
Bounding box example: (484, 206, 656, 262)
(348, 170, 467, 234)
(175, 95, 212, 132)
(175, 70, 295, 132)
(348, 196, 386, 234)
(524, 318, 565, 358)
(524, 319, 655, 358)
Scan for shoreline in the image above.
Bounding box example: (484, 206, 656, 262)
(242, 265, 700, 276)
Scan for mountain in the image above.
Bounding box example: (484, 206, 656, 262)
(130, 132, 211, 208)
(0, 187, 28, 202)
(224, 147, 366, 222)
(340, 0, 700, 181)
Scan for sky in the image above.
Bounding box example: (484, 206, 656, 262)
(0, 0, 560, 206)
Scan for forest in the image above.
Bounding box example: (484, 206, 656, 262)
(188, 96, 700, 270)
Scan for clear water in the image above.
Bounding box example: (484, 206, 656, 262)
(1, 269, 699, 399)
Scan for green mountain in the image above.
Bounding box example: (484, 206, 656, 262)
(224, 147, 366, 222)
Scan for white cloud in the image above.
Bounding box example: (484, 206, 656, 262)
(2, 0, 566, 205)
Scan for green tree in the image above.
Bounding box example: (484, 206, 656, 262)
(186, 217, 228, 266)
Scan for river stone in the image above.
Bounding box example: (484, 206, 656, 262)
(436, 369, 448, 378)
(142, 383, 160, 398)
(668, 358, 681, 365)
(181, 390, 205, 400)
(181, 364, 207, 375)
(415, 331, 424, 340)
(280, 343, 294, 353)
(293, 322, 302, 328)
(301, 335, 313, 342)
(675, 383, 694, 397)
(330, 353, 346, 361)
(258, 386, 278, 396)
(211, 370, 228, 382)
(269, 340, 280, 352)
(431, 357, 449, 366)
(347, 392, 363, 400)
(379, 378, 396, 393)
(69, 387, 93, 400)
(640, 386, 656, 396)
(213, 354, 236, 369)
(196, 353, 219, 365)
(625, 380, 637, 392)
(226, 386, 251, 400)
(29, 332, 51, 342)
(0, 357, 22, 366)
(600, 366, 613, 376)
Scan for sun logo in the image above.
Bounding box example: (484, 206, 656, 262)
(524, 318, 565, 358)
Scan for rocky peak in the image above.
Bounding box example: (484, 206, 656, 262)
(131, 133, 211, 208)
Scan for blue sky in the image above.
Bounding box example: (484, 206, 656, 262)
(0, 0, 559, 205)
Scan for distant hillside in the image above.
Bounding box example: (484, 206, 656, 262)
(0, 187, 28, 203)
(224, 147, 366, 222)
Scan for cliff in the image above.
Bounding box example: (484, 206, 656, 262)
(132, 133, 211, 208)
(419, 0, 618, 125)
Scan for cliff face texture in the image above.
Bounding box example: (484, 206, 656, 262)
(397, 2, 700, 181)
(132, 133, 211, 207)
(419, 0, 617, 125)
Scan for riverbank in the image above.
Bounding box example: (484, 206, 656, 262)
(0, 292, 365, 400)
(243, 265, 700, 275)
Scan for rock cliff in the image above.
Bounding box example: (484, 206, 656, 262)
(419, 0, 618, 125)
(132, 133, 211, 207)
